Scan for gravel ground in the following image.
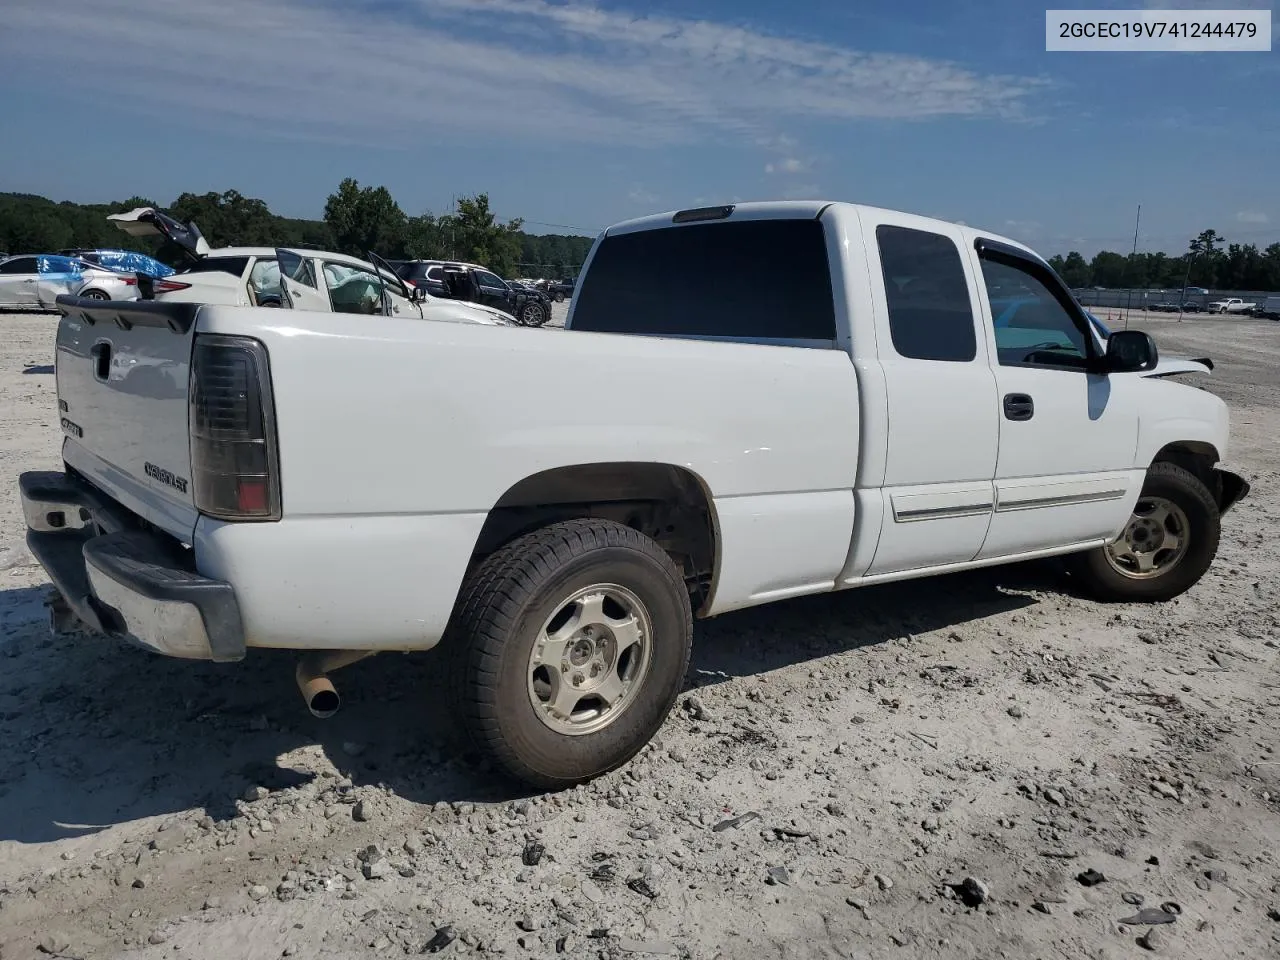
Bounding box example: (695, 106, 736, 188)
(1, 309, 1277, 960)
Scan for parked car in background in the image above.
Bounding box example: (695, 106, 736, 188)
(548, 277, 576, 302)
(108, 207, 515, 325)
(392, 259, 550, 326)
(59, 248, 175, 278)
(1206, 297, 1256, 314)
(0, 254, 139, 309)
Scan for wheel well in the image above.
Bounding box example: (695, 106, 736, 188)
(471, 463, 718, 612)
(1151, 441, 1219, 489)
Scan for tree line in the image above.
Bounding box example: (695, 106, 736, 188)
(3, 188, 1277, 290)
(0, 183, 593, 280)
(1047, 229, 1280, 292)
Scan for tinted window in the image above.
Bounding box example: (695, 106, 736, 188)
(476, 271, 506, 290)
(876, 226, 975, 362)
(980, 256, 1090, 368)
(180, 256, 250, 279)
(0, 257, 37, 274)
(573, 219, 835, 341)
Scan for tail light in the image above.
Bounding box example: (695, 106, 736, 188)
(189, 335, 281, 521)
(136, 276, 191, 300)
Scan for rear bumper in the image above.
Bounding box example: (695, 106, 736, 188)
(19, 470, 245, 662)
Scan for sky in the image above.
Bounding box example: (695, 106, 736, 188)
(1, 0, 1277, 256)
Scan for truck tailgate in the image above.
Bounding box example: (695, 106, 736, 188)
(54, 297, 201, 542)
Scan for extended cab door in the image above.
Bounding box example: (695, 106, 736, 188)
(857, 213, 1000, 576)
(970, 239, 1141, 558)
(277, 249, 332, 313)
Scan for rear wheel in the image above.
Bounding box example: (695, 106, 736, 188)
(554, 292, 565, 303)
(1069, 462, 1220, 602)
(81, 289, 109, 301)
(446, 519, 692, 788)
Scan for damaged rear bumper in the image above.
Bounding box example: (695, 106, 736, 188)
(19, 470, 245, 662)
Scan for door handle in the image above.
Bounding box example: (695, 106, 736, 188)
(22, 279, 36, 284)
(1003, 393, 1034, 421)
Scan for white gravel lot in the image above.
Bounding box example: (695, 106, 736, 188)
(0, 308, 1277, 960)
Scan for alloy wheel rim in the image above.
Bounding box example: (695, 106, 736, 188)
(526, 583, 653, 736)
(1103, 496, 1190, 579)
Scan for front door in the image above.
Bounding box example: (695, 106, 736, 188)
(856, 213, 1000, 577)
(473, 269, 512, 312)
(277, 249, 331, 313)
(0, 256, 40, 308)
(971, 241, 1141, 559)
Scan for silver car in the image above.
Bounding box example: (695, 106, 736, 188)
(0, 254, 138, 309)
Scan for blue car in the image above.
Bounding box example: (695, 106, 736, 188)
(59, 248, 174, 278)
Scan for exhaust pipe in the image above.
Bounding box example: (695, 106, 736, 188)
(295, 650, 373, 719)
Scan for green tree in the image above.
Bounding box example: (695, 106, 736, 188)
(438, 193, 524, 276)
(404, 213, 446, 260)
(1058, 251, 1090, 288)
(323, 178, 407, 258)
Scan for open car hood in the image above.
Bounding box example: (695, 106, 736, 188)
(107, 206, 211, 260)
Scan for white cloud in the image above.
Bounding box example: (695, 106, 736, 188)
(628, 185, 659, 205)
(0, 0, 1048, 149)
(1236, 210, 1269, 224)
(765, 158, 809, 175)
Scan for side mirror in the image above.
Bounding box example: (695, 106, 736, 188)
(1104, 329, 1158, 373)
(410, 284, 428, 303)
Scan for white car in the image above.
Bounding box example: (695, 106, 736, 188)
(0, 254, 140, 309)
(21, 199, 1250, 790)
(1206, 297, 1256, 314)
(106, 207, 516, 325)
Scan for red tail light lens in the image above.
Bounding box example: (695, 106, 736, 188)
(189, 335, 281, 521)
(155, 280, 192, 292)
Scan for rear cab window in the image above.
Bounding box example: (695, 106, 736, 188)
(572, 218, 836, 344)
(875, 225, 976, 362)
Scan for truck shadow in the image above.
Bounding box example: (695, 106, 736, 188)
(0, 562, 1051, 847)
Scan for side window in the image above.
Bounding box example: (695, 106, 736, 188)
(875, 225, 976, 362)
(278, 250, 317, 288)
(0, 257, 38, 274)
(322, 262, 386, 316)
(979, 256, 1090, 368)
(476, 271, 506, 290)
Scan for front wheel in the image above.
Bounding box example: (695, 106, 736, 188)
(520, 302, 549, 327)
(1068, 462, 1220, 603)
(553, 292, 565, 303)
(446, 519, 693, 788)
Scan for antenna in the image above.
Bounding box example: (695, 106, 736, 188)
(1123, 203, 1140, 331)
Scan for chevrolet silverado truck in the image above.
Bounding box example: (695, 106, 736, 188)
(20, 201, 1250, 789)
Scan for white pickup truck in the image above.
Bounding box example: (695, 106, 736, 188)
(20, 201, 1250, 788)
(1206, 297, 1256, 314)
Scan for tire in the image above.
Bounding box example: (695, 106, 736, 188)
(81, 289, 109, 301)
(1069, 461, 1220, 603)
(520, 302, 549, 327)
(554, 292, 565, 303)
(446, 518, 692, 788)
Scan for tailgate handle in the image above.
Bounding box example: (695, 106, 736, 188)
(90, 341, 112, 382)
